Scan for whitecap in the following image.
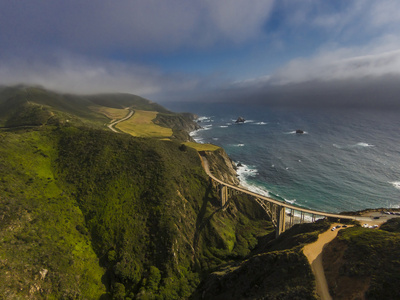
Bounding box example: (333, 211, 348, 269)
(193, 137, 204, 143)
(390, 181, 400, 190)
(244, 120, 254, 123)
(285, 131, 308, 134)
(236, 163, 259, 178)
(212, 137, 219, 141)
(254, 122, 268, 125)
(356, 142, 374, 147)
(220, 125, 228, 128)
(197, 116, 212, 123)
(235, 163, 270, 198)
(285, 198, 296, 204)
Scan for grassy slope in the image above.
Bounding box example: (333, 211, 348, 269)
(0, 128, 105, 299)
(0, 86, 108, 128)
(115, 110, 173, 138)
(184, 142, 220, 152)
(0, 123, 275, 299)
(55, 127, 276, 299)
(89, 105, 130, 121)
(323, 221, 400, 300)
(195, 220, 331, 300)
(0, 86, 175, 129)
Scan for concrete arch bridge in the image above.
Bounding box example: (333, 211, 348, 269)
(201, 156, 378, 237)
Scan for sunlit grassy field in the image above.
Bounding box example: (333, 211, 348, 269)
(89, 105, 129, 121)
(116, 110, 173, 138)
(184, 142, 220, 152)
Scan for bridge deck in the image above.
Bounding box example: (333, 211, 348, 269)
(201, 156, 373, 222)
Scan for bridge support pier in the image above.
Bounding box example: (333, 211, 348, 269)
(220, 185, 228, 207)
(276, 206, 286, 237)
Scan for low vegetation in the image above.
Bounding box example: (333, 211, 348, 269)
(195, 220, 331, 299)
(323, 221, 400, 300)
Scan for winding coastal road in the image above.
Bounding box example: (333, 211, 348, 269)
(107, 109, 134, 133)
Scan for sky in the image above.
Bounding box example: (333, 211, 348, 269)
(1, 0, 400, 108)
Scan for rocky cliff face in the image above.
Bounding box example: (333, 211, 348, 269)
(154, 112, 201, 141)
(200, 148, 239, 186)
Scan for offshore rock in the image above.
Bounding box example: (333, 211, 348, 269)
(296, 129, 304, 134)
(235, 117, 245, 124)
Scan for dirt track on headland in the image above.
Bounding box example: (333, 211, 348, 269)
(303, 224, 353, 300)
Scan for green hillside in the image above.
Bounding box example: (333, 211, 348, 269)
(0, 124, 276, 298)
(323, 220, 400, 299)
(1, 85, 399, 299)
(0, 85, 172, 129)
(0, 87, 277, 298)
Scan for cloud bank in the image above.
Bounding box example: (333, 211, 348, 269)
(1, 0, 400, 109)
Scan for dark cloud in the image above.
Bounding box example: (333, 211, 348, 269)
(1, 0, 400, 110)
(169, 74, 400, 109)
(0, 0, 274, 55)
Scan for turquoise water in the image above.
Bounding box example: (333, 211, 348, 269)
(166, 102, 400, 213)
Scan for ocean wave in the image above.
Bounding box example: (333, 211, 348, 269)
(220, 125, 228, 128)
(233, 144, 245, 147)
(235, 163, 271, 197)
(390, 181, 400, 190)
(285, 131, 308, 134)
(254, 122, 268, 125)
(189, 126, 212, 138)
(193, 137, 204, 143)
(285, 198, 296, 204)
(356, 142, 374, 147)
(212, 137, 219, 141)
(236, 163, 258, 178)
(197, 116, 212, 123)
(333, 142, 374, 149)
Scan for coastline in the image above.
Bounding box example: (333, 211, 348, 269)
(189, 120, 400, 222)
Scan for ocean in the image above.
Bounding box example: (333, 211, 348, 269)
(165, 102, 400, 213)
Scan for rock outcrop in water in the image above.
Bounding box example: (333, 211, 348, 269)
(296, 129, 304, 134)
(235, 116, 245, 123)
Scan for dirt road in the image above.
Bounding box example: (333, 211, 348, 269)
(303, 224, 351, 300)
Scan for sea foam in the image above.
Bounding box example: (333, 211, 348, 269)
(356, 142, 374, 147)
(390, 181, 400, 190)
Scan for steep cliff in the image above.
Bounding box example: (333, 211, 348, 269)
(200, 148, 239, 186)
